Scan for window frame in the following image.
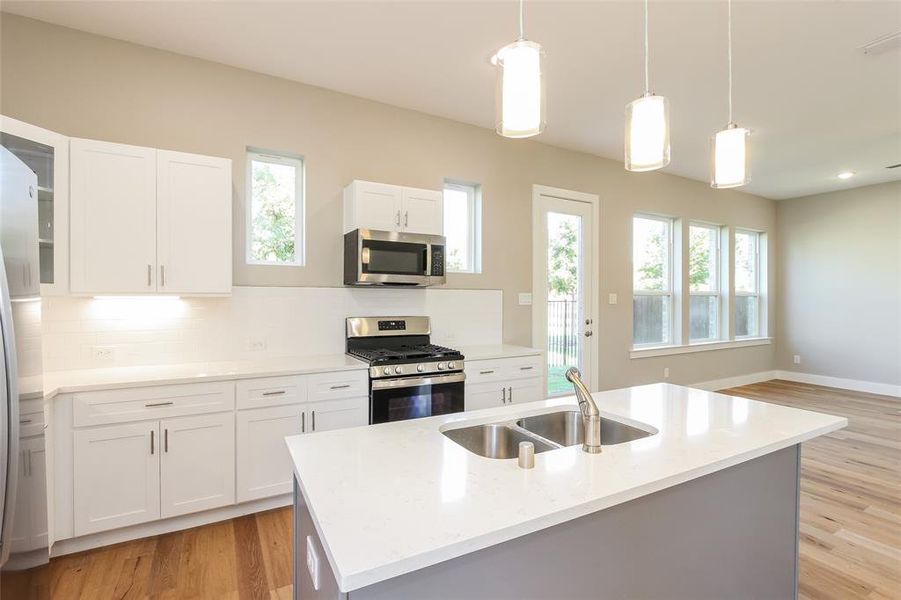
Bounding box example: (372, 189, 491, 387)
(688, 221, 722, 344)
(734, 228, 761, 339)
(632, 213, 675, 349)
(245, 149, 305, 267)
(442, 180, 482, 274)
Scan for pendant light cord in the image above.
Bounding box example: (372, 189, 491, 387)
(518, 0, 524, 40)
(727, 0, 733, 124)
(644, 0, 650, 94)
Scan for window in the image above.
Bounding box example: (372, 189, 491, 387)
(689, 223, 721, 342)
(734, 230, 761, 338)
(246, 149, 304, 266)
(633, 215, 673, 347)
(442, 181, 481, 273)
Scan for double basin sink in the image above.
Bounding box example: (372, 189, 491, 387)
(442, 409, 653, 459)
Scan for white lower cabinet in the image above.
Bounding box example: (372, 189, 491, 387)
(308, 397, 367, 432)
(463, 354, 545, 412)
(508, 379, 544, 405)
(236, 405, 304, 503)
(465, 381, 509, 412)
(160, 413, 235, 518)
(11, 435, 48, 552)
(74, 423, 160, 536)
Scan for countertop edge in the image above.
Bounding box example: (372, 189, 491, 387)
(301, 416, 846, 592)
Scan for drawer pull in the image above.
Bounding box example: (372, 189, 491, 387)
(150, 430, 155, 455)
(19, 418, 32, 424)
(520, 366, 534, 371)
(479, 370, 495, 375)
(263, 390, 287, 396)
(145, 401, 174, 408)
(329, 384, 351, 390)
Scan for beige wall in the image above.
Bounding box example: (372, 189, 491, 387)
(0, 14, 778, 389)
(776, 182, 901, 386)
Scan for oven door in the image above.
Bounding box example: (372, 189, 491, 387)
(370, 372, 465, 424)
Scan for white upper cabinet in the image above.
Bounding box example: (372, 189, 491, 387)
(70, 139, 232, 295)
(70, 139, 157, 294)
(157, 150, 232, 294)
(344, 180, 443, 235)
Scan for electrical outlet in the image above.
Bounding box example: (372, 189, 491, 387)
(306, 536, 320, 591)
(518, 293, 532, 306)
(663, 367, 670, 379)
(247, 338, 267, 352)
(608, 293, 618, 305)
(793, 355, 801, 365)
(92, 346, 115, 361)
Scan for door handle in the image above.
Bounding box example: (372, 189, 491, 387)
(148, 264, 152, 287)
(584, 331, 593, 337)
(585, 318, 593, 325)
(501, 387, 506, 404)
(151, 430, 155, 455)
(302, 412, 305, 433)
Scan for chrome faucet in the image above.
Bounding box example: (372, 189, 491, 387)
(565, 367, 602, 454)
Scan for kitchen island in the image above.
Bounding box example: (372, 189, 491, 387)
(286, 383, 845, 599)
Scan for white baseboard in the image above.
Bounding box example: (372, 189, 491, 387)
(772, 370, 901, 398)
(50, 494, 291, 558)
(691, 371, 779, 391)
(691, 369, 900, 398)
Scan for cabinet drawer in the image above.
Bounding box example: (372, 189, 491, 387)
(464, 355, 543, 384)
(236, 376, 306, 410)
(19, 398, 45, 436)
(502, 355, 543, 379)
(307, 371, 368, 403)
(73, 382, 235, 427)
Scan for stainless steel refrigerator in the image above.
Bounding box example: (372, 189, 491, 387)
(0, 144, 48, 579)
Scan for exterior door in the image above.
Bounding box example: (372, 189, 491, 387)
(532, 186, 598, 396)
(402, 188, 443, 235)
(236, 405, 304, 503)
(74, 423, 160, 536)
(156, 150, 232, 294)
(160, 413, 235, 518)
(70, 138, 157, 293)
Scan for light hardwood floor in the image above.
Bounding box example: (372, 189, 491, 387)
(3, 380, 898, 599)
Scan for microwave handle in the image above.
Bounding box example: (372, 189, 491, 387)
(424, 245, 431, 276)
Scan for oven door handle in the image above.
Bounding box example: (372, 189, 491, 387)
(371, 372, 465, 390)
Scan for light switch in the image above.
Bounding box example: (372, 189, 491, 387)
(518, 293, 533, 306)
(608, 293, 618, 305)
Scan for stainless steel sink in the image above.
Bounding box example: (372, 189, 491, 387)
(442, 423, 556, 459)
(517, 410, 652, 447)
(442, 410, 654, 459)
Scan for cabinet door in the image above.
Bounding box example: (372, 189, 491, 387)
(507, 379, 544, 405)
(402, 187, 443, 235)
(74, 423, 160, 536)
(308, 397, 367, 433)
(157, 150, 232, 294)
(70, 138, 157, 293)
(236, 405, 304, 503)
(464, 381, 506, 412)
(9, 445, 30, 552)
(27, 436, 48, 550)
(160, 413, 235, 518)
(345, 181, 403, 232)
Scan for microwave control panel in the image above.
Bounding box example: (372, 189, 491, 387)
(431, 245, 445, 276)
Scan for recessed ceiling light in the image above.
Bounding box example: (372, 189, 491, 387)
(837, 171, 855, 180)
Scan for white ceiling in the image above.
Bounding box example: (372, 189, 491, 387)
(3, 0, 900, 199)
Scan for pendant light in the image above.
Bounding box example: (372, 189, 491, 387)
(624, 0, 671, 171)
(495, 0, 546, 138)
(711, 0, 749, 188)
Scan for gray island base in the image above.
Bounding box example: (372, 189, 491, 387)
(293, 445, 800, 600)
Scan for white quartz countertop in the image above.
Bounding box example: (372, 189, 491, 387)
(286, 383, 846, 592)
(457, 344, 542, 361)
(43, 354, 367, 397)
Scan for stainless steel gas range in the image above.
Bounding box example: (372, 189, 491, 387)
(345, 316, 465, 424)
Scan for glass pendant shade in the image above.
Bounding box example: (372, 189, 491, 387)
(495, 39, 546, 138)
(711, 124, 749, 188)
(624, 93, 671, 171)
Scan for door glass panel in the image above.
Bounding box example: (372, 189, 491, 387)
(546, 212, 584, 396)
(1, 132, 55, 284)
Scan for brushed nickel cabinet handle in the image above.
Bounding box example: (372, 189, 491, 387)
(501, 387, 506, 404)
(520, 366, 534, 371)
(164, 428, 168, 453)
(404, 211, 408, 227)
(329, 384, 350, 390)
(508, 386, 513, 402)
(312, 410, 316, 432)
(479, 370, 495, 375)
(147, 264, 152, 287)
(395, 210, 401, 227)
(160, 265, 165, 287)
(301, 412, 306, 433)
(263, 390, 286, 396)
(145, 401, 174, 408)
(19, 418, 32, 424)
(151, 430, 155, 455)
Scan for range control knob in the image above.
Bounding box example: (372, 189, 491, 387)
(395, 366, 403, 375)
(448, 362, 456, 370)
(383, 367, 391, 376)
(437, 362, 446, 370)
(417, 364, 425, 373)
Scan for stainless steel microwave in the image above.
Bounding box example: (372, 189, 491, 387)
(344, 229, 446, 287)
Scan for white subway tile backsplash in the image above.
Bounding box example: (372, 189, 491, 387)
(41, 286, 503, 371)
